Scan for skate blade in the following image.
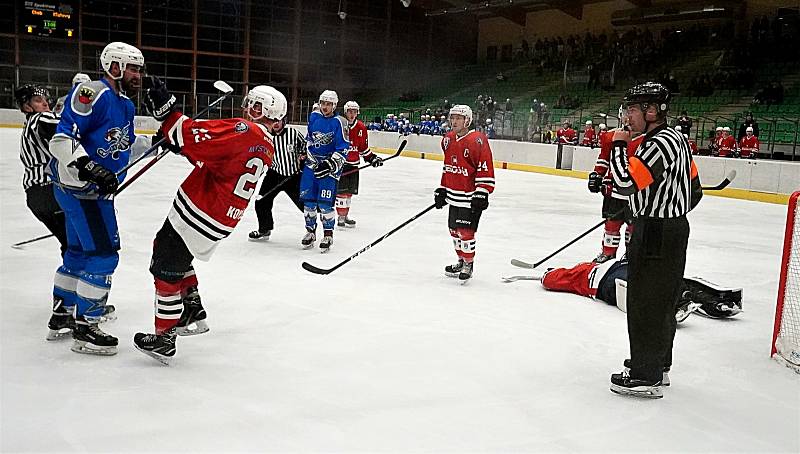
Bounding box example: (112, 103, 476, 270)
(248, 236, 270, 242)
(71, 341, 118, 356)
(302, 243, 315, 250)
(134, 345, 173, 365)
(46, 328, 72, 341)
(176, 320, 209, 336)
(444, 271, 460, 278)
(610, 384, 663, 398)
(459, 278, 471, 285)
(320, 247, 331, 254)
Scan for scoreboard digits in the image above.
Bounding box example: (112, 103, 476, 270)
(21, 1, 77, 38)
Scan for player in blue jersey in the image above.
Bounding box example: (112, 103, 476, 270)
(47, 41, 154, 355)
(299, 90, 349, 251)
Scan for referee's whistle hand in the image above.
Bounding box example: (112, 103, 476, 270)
(612, 129, 631, 143)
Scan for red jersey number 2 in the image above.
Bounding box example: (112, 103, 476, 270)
(233, 157, 266, 199)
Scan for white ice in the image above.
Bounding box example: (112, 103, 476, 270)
(1, 128, 798, 452)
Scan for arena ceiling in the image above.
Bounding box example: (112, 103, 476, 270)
(413, 0, 653, 24)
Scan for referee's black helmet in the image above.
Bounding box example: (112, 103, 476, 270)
(15, 84, 50, 108)
(623, 81, 671, 114)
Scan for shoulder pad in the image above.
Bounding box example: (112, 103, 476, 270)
(337, 116, 349, 134)
(70, 81, 109, 116)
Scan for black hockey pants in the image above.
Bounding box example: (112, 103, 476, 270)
(27, 184, 67, 256)
(254, 169, 303, 232)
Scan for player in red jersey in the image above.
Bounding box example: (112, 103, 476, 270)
(581, 120, 596, 147)
(132, 77, 278, 364)
(557, 120, 578, 145)
(738, 126, 759, 159)
(335, 100, 383, 228)
(588, 120, 643, 263)
(718, 126, 737, 157)
(433, 105, 495, 283)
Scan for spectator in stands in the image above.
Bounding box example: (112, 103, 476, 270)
(738, 112, 759, 140)
(677, 111, 692, 138)
(496, 72, 507, 82)
(485, 119, 496, 139)
(505, 98, 513, 112)
(739, 127, 759, 159)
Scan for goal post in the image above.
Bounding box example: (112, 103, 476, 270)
(772, 191, 800, 372)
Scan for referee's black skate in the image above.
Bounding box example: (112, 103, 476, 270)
(175, 289, 209, 336)
(71, 316, 118, 356)
(134, 328, 177, 365)
(610, 370, 663, 398)
(444, 259, 465, 278)
(623, 359, 671, 386)
(248, 229, 271, 241)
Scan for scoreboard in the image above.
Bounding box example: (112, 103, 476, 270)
(21, 1, 77, 38)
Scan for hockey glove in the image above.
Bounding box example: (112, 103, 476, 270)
(587, 171, 603, 193)
(314, 156, 342, 179)
(365, 153, 384, 167)
(434, 187, 447, 209)
(74, 156, 118, 194)
(471, 192, 489, 213)
(144, 76, 177, 122)
(153, 130, 182, 154)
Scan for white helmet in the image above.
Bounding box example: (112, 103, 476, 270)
(675, 125, 682, 132)
(486, 119, 492, 124)
(242, 85, 287, 121)
(586, 120, 592, 126)
(723, 126, 731, 132)
(319, 90, 338, 107)
(746, 126, 754, 133)
(449, 104, 473, 127)
(72, 73, 91, 86)
(343, 100, 359, 113)
(100, 42, 144, 80)
(715, 126, 723, 132)
(599, 123, 607, 130)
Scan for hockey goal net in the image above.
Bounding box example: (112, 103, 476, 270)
(772, 191, 800, 372)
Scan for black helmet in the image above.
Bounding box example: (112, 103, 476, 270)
(623, 82, 670, 113)
(14, 84, 50, 108)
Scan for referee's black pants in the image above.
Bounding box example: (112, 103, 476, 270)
(625, 215, 689, 382)
(254, 169, 303, 232)
(26, 183, 67, 256)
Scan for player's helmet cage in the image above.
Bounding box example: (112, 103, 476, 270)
(343, 101, 360, 113)
(100, 42, 145, 80)
(319, 90, 339, 108)
(242, 85, 287, 121)
(623, 81, 671, 114)
(15, 84, 50, 108)
(72, 73, 91, 86)
(448, 104, 473, 127)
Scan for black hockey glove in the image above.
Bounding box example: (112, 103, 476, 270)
(434, 187, 447, 209)
(365, 153, 384, 167)
(471, 192, 489, 213)
(144, 76, 177, 122)
(74, 156, 118, 194)
(588, 171, 603, 193)
(153, 130, 182, 154)
(314, 156, 342, 179)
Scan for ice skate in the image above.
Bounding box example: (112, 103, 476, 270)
(134, 328, 177, 365)
(340, 216, 356, 228)
(623, 359, 670, 386)
(301, 230, 316, 249)
(319, 232, 333, 253)
(248, 229, 271, 242)
(458, 261, 474, 284)
(46, 297, 74, 341)
(71, 316, 118, 356)
(610, 370, 663, 398)
(175, 293, 209, 336)
(675, 300, 702, 323)
(444, 259, 464, 278)
(593, 252, 616, 263)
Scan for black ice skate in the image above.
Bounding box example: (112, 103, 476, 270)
(175, 290, 209, 336)
(458, 261, 474, 284)
(71, 316, 118, 356)
(46, 297, 75, 341)
(623, 359, 670, 386)
(301, 230, 316, 249)
(338, 216, 356, 228)
(319, 231, 333, 253)
(610, 370, 663, 398)
(134, 328, 177, 365)
(248, 229, 271, 242)
(444, 259, 465, 278)
(675, 299, 702, 323)
(593, 252, 616, 263)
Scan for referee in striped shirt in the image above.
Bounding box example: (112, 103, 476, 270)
(249, 116, 306, 241)
(15, 84, 67, 255)
(609, 82, 701, 399)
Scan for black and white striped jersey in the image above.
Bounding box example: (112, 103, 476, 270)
(611, 124, 694, 218)
(19, 111, 59, 190)
(269, 126, 306, 176)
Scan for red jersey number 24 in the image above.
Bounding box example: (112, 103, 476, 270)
(233, 157, 266, 199)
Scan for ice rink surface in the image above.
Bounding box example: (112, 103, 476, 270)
(1, 128, 798, 452)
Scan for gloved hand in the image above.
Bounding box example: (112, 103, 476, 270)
(434, 187, 447, 209)
(153, 130, 181, 154)
(588, 171, 603, 193)
(314, 157, 342, 178)
(74, 156, 118, 194)
(366, 153, 384, 167)
(471, 192, 489, 213)
(144, 76, 177, 121)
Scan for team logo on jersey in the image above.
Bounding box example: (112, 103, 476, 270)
(443, 137, 451, 149)
(475, 137, 483, 146)
(78, 86, 95, 104)
(97, 123, 131, 160)
(310, 131, 334, 148)
(234, 121, 249, 133)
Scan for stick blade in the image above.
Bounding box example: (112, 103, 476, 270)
(725, 168, 737, 183)
(395, 139, 407, 157)
(301, 261, 332, 275)
(510, 259, 535, 269)
(213, 80, 234, 94)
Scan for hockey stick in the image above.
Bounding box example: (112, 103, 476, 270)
(9, 81, 234, 249)
(340, 140, 407, 178)
(510, 170, 738, 269)
(302, 202, 437, 275)
(501, 274, 542, 283)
